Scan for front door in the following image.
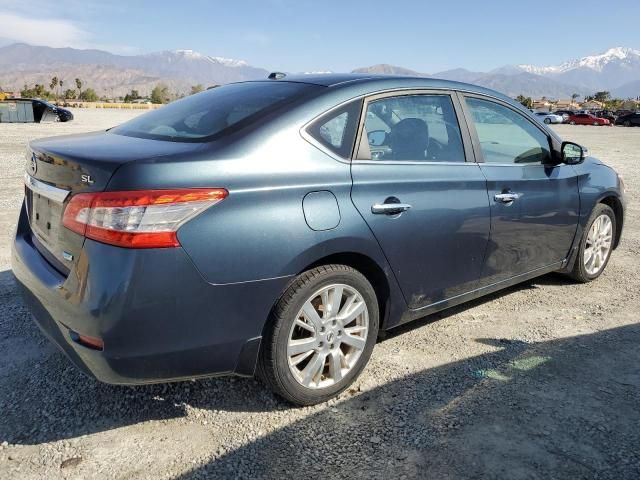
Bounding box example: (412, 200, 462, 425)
(350, 92, 490, 309)
(462, 95, 580, 285)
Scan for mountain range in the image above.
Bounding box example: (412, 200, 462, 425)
(0, 43, 639, 99)
(0, 43, 268, 98)
(354, 47, 640, 99)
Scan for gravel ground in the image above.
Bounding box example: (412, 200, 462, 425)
(0, 110, 639, 479)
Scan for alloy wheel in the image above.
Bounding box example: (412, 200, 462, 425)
(287, 283, 369, 389)
(584, 214, 613, 276)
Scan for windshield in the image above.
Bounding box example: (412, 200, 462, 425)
(111, 81, 321, 142)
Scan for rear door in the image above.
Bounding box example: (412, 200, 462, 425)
(350, 91, 490, 309)
(461, 95, 580, 285)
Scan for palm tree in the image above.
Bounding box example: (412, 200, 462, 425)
(75, 78, 83, 99)
(49, 76, 59, 100)
(571, 93, 580, 106)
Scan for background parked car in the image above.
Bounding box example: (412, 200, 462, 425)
(552, 110, 575, 123)
(0, 98, 73, 123)
(614, 109, 635, 118)
(593, 110, 616, 124)
(615, 112, 640, 127)
(534, 111, 564, 124)
(568, 112, 611, 126)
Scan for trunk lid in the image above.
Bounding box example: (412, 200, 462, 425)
(25, 131, 205, 274)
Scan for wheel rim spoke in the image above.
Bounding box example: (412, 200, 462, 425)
(344, 325, 367, 334)
(288, 337, 317, 357)
(290, 349, 315, 367)
(328, 350, 344, 382)
(301, 300, 323, 329)
(301, 352, 326, 386)
(338, 297, 366, 325)
(328, 286, 343, 317)
(341, 332, 366, 350)
(295, 318, 315, 333)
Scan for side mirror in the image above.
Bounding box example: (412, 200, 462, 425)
(561, 141, 586, 164)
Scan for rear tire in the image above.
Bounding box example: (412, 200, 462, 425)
(570, 121, 576, 125)
(258, 265, 379, 406)
(544, 118, 551, 124)
(568, 204, 616, 283)
(624, 120, 631, 127)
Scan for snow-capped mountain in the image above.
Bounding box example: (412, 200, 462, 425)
(519, 47, 639, 74)
(354, 48, 640, 98)
(516, 47, 640, 91)
(163, 49, 249, 68)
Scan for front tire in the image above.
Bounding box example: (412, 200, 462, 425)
(569, 204, 616, 283)
(570, 121, 576, 125)
(624, 120, 631, 127)
(258, 265, 379, 405)
(544, 118, 551, 124)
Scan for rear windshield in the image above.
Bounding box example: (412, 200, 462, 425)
(111, 81, 321, 142)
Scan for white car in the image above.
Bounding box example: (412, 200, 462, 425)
(534, 111, 564, 124)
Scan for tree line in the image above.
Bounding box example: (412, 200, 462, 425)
(14, 77, 210, 105)
(19, 77, 98, 102)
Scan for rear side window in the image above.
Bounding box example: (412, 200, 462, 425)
(111, 82, 321, 142)
(306, 100, 362, 158)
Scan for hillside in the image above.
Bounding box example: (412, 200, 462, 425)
(0, 43, 268, 97)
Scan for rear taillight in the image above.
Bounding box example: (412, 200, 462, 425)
(62, 189, 228, 248)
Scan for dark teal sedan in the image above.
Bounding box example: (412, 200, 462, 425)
(12, 74, 625, 405)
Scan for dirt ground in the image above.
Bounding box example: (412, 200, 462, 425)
(0, 110, 638, 479)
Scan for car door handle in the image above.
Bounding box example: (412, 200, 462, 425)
(371, 203, 412, 215)
(494, 192, 521, 204)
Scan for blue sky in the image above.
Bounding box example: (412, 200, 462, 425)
(0, 0, 638, 72)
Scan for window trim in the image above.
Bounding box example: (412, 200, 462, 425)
(459, 93, 555, 166)
(351, 89, 476, 165)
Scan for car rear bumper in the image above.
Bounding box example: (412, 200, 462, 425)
(12, 202, 290, 384)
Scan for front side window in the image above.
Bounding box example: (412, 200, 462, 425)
(360, 94, 465, 162)
(111, 81, 321, 142)
(465, 97, 550, 164)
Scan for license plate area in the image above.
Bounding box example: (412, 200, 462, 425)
(27, 189, 65, 251)
(24, 175, 74, 275)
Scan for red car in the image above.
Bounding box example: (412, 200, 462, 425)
(568, 113, 611, 126)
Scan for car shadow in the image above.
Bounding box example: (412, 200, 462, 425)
(175, 323, 640, 479)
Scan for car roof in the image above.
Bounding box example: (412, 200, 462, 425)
(257, 73, 516, 103)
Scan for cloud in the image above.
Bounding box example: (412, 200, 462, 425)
(0, 11, 136, 53)
(0, 12, 89, 48)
